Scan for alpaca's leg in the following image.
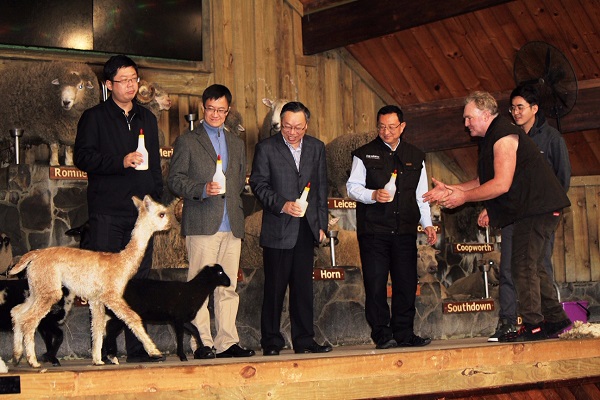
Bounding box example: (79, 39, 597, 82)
(106, 300, 162, 357)
(21, 292, 62, 368)
(89, 301, 106, 365)
(103, 313, 125, 364)
(11, 302, 29, 365)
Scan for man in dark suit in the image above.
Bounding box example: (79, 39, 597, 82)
(249, 101, 332, 356)
(168, 84, 254, 359)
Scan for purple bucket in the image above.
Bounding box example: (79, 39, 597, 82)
(553, 301, 590, 337)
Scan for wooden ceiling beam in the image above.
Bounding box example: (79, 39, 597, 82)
(402, 79, 600, 152)
(302, 0, 515, 55)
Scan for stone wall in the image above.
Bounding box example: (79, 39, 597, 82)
(0, 164, 87, 257)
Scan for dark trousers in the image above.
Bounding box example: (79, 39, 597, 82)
(498, 223, 518, 324)
(511, 212, 568, 325)
(86, 213, 154, 356)
(499, 223, 557, 325)
(358, 233, 417, 344)
(261, 217, 315, 350)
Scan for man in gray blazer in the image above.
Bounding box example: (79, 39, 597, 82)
(249, 101, 332, 356)
(168, 84, 254, 359)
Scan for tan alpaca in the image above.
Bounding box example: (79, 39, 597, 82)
(10, 195, 171, 367)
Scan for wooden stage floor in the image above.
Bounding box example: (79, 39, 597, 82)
(2, 337, 600, 399)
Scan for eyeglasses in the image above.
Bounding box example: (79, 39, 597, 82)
(377, 123, 402, 132)
(112, 77, 140, 86)
(281, 124, 307, 134)
(509, 104, 531, 114)
(204, 106, 230, 116)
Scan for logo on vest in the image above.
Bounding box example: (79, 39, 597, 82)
(365, 154, 380, 159)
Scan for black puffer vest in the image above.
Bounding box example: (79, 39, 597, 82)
(352, 137, 425, 236)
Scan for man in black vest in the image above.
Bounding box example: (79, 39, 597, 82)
(480, 85, 572, 342)
(424, 91, 572, 342)
(347, 105, 437, 350)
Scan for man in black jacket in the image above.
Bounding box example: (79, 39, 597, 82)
(74, 55, 163, 363)
(347, 105, 437, 350)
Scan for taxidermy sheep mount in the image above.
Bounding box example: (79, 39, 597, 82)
(0, 61, 100, 166)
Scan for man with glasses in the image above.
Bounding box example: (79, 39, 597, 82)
(479, 85, 571, 342)
(347, 105, 437, 350)
(168, 84, 254, 359)
(424, 91, 571, 342)
(74, 55, 164, 363)
(249, 101, 332, 356)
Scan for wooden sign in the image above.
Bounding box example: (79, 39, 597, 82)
(313, 268, 345, 280)
(49, 166, 87, 180)
(417, 223, 442, 234)
(452, 243, 495, 253)
(328, 198, 357, 209)
(160, 146, 174, 158)
(443, 300, 495, 314)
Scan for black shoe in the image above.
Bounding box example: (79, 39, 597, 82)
(488, 319, 518, 342)
(544, 318, 572, 337)
(216, 344, 255, 358)
(396, 334, 431, 347)
(263, 346, 280, 356)
(194, 346, 216, 359)
(499, 323, 548, 342)
(375, 339, 398, 350)
(294, 341, 333, 354)
(126, 353, 166, 363)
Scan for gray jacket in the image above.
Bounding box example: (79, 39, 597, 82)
(168, 124, 246, 238)
(529, 113, 571, 191)
(249, 133, 328, 249)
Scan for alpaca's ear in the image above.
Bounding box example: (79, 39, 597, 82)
(132, 196, 142, 209)
(143, 195, 153, 210)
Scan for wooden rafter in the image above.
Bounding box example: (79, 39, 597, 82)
(302, 0, 515, 55)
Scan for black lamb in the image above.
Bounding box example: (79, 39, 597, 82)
(0, 279, 74, 366)
(102, 264, 231, 362)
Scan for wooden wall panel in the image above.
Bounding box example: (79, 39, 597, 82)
(553, 209, 567, 283)
(554, 176, 600, 283)
(317, 52, 343, 144)
(279, 3, 299, 100)
(571, 186, 591, 282)
(340, 63, 355, 135)
(585, 185, 600, 281)
(240, 0, 260, 168)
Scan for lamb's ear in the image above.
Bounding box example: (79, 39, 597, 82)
(237, 124, 246, 132)
(86, 80, 94, 89)
(52, 79, 60, 85)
